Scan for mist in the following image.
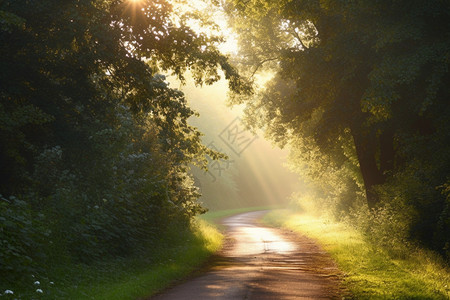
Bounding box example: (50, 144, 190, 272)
(169, 75, 301, 211)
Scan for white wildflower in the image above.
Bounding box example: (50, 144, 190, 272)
(50, 282, 54, 285)
(34, 281, 40, 285)
(4, 290, 14, 294)
(36, 288, 43, 293)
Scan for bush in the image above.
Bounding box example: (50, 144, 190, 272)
(0, 195, 47, 280)
(349, 200, 415, 257)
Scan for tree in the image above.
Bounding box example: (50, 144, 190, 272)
(0, 0, 248, 193)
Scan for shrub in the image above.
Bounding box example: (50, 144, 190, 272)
(0, 195, 47, 281)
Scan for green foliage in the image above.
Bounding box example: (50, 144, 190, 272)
(348, 201, 415, 258)
(376, 160, 450, 258)
(0, 219, 222, 299)
(287, 132, 366, 219)
(0, 10, 24, 32)
(0, 196, 47, 279)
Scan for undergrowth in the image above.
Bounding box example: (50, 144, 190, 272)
(0, 219, 222, 299)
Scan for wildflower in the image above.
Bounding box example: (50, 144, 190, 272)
(34, 281, 40, 285)
(50, 282, 54, 285)
(36, 289, 43, 293)
(4, 290, 14, 294)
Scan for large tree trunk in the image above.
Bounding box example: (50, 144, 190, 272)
(379, 127, 395, 174)
(351, 128, 386, 209)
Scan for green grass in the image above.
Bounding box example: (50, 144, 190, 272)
(264, 209, 450, 299)
(68, 219, 223, 300)
(3, 220, 223, 300)
(77, 219, 223, 300)
(200, 205, 282, 223)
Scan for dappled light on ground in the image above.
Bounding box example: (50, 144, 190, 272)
(223, 212, 297, 255)
(152, 211, 344, 299)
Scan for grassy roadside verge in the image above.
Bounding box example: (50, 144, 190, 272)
(75, 219, 223, 300)
(264, 209, 450, 299)
(3, 219, 223, 300)
(200, 205, 281, 223)
(69, 219, 223, 300)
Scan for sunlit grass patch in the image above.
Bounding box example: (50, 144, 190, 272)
(193, 218, 224, 252)
(200, 205, 281, 223)
(264, 209, 450, 299)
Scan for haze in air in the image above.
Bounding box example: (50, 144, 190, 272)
(170, 74, 301, 210)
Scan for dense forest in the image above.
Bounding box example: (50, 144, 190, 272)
(0, 0, 249, 290)
(1, 0, 449, 297)
(223, 0, 450, 259)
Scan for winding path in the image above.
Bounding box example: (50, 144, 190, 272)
(151, 211, 345, 299)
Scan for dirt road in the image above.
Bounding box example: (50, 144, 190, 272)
(151, 211, 346, 299)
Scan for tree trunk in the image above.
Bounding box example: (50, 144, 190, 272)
(351, 128, 385, 209)
(379, 127, 395, 174)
